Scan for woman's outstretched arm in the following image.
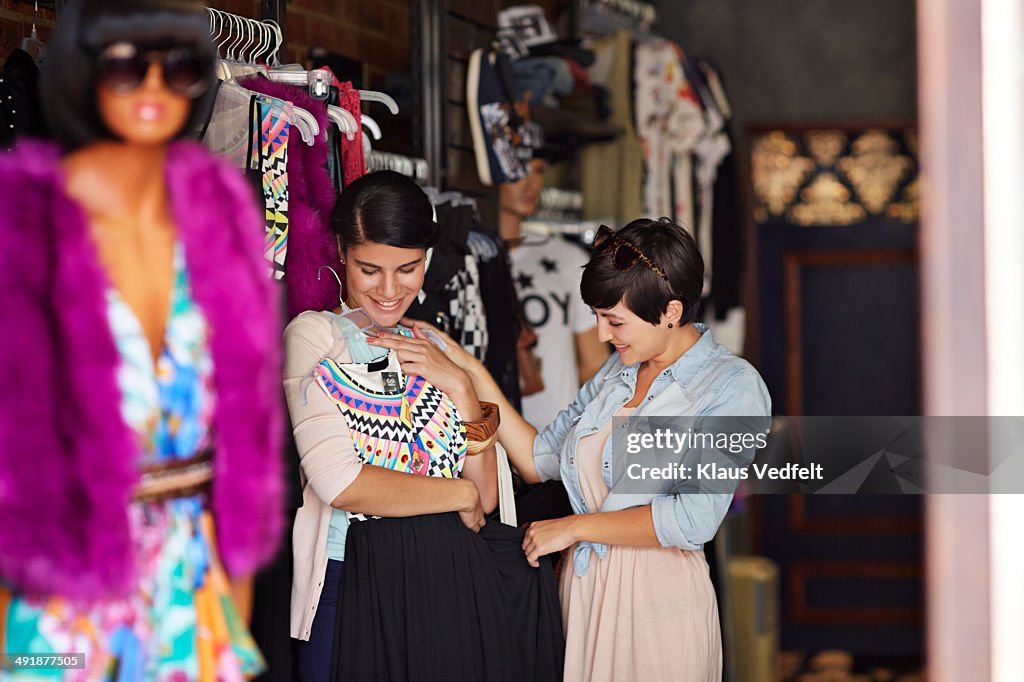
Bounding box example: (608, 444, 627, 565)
(398, 318, 542, 484)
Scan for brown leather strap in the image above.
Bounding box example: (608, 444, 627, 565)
(464, 402, 500, 455)
(133, 450, 214, 503)
(139, 448, 212, 475)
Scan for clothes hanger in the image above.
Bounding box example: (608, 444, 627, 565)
(20, 2, 47, 64)
(208, 9, 319, 145)
(326, 105, 358, 140)
(357, 90, 399, 115)
(422, 187, 463, 206)
(265, 20, 283, 68)
(361, 113, 382, 143)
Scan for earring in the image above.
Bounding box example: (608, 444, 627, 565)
(668, 323, 674, 328)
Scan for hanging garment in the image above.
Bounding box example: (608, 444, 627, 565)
(455, 252, 489, 360)
(309, 351, 563, 682)
(634, 39, 705, 225)
(580, 31, 644, 226)
(253, 98, 291, 281)
(0, 48, 47, 150)
(336, 80, 367, 186)
(683, 54, 731, 298)
(201, 80, 254, 169)
(239, 76, 339, 319)
(468, 230, 523, 413)
(510, 236, 596, 431)
(406, 203, 490, 362)
(709, 127, 744, 318)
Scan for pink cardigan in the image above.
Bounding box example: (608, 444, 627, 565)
(0, 141, 284, 603)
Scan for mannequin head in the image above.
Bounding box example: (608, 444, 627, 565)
(580, 218, 703, 365)
(330, 171, 439, 327)
(499, 157, 547, 240)
(41, 0, 216, 151)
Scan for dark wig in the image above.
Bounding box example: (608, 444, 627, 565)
(580, 217, 704, 326)
(40, 0, 217, 151)
(330, 170, 440, 251)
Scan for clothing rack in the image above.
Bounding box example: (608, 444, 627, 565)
(366, 151, 430, 184)
(521, 219, 602, 244)
(538, 188, 584, 214)
(207, 9, 282, 66)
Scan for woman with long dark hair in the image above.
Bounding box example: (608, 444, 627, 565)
(286, 170, 562, 682)
(0, 0, 282, 679)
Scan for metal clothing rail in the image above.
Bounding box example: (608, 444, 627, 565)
(411, 0, 446, 188)
(366, 151, 430, 184)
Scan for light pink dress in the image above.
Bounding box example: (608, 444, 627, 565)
(560, 409, 723, 681)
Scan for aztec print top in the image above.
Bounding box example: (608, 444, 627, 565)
(313, 338, 468, 522)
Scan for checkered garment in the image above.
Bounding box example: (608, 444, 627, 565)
(447, 254, 489, 361)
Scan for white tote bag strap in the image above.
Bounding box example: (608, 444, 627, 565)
(494, 442, 518, 527)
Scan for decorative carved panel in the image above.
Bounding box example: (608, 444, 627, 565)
(751, 126, 919, 227)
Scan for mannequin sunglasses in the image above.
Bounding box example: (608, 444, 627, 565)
(96, 42, 213, 98)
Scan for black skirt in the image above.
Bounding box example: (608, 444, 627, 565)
(332, 512, 564, 682)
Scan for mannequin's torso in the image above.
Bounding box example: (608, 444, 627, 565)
(61, 142, 177, 364)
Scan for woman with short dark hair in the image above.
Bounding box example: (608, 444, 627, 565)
(412, 217, 771, 681)
(0, 0, 282, 678)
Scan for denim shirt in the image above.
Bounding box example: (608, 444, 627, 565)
(532, 324, 771, 576)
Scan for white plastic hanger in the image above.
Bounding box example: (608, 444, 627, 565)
(207, 8, 319, 145)
(357, 90, 399, 115)
(361, 113, 382, 141)
(20, 3, 46, 64)
(326, 105, 358, 141)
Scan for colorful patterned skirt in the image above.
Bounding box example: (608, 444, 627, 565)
(1, 496, 263, 681)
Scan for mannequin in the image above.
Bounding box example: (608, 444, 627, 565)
(0, 0, 283, 678)
(499, 157, 609, 429)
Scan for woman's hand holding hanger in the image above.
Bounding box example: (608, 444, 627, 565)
(367, 329, 482, 421)
(398, 317, 480, 373)
(399, 318, 543, 485)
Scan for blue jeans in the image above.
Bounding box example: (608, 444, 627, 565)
(296, 559, 344, 682)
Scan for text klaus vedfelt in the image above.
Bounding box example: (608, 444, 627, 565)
(623, 429, 824, 482)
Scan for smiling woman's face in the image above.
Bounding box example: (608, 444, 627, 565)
(591, 299, 675, 366)
(343, 241, 427, 327)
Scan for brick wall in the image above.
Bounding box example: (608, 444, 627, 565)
(0, 0, 569, 162)
(1, 1, 409, 95)
(204, 0, 409, 92)
(0, 0, 55, 65)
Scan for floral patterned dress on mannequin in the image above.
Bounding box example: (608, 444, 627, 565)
(2, 243, 263, 681)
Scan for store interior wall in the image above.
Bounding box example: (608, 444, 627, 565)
(653, 0, 917, 130)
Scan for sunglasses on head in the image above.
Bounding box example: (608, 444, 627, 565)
(592, 225, 681, 296)
(97, 41, 212, 98)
